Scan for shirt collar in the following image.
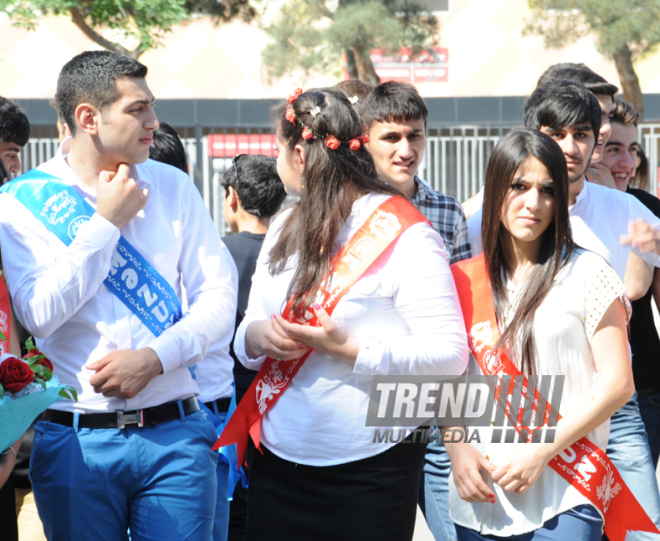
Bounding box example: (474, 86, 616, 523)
(412, 176, 432, 203)
(52, 137, 149, 193)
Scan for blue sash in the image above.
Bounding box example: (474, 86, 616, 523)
(1, 170, 182, 337)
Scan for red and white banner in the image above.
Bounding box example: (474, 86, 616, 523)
(207, 133, 277, 158)
(451, 254, 660, 541)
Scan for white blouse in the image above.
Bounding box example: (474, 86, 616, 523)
(234, 193, 470, 466)
(450, 249, 625, 535)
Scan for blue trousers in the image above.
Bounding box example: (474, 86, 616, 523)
(638, 389, 660, 468)
(455, 505, 602, 541)
(208, 409, 229, 541)
(605, 395, 660, 540)
(30, 409, 219, 541)
(419, 433, 456, 541)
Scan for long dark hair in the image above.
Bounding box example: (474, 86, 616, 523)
(482, 129, 574, 374)
(269, 88, 398, 317)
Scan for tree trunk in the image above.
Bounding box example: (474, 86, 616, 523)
(613, 45, 644, 120)
(69, 7, 144, 59)
(350, 46, 380, 85)
(345, 49, 359, 80)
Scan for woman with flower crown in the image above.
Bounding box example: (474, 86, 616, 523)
(223, 88, 470, 540)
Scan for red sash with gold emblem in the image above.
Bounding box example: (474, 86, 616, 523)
(214, 196, 430, 465)
(451, 254, 659, 541)
(0, 275, 11, 353)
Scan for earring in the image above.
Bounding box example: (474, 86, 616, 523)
(301, 176, 305, 190)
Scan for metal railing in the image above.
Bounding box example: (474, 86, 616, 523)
(18, 123, 660, 234)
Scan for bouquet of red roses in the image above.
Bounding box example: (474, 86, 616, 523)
(0, 336, 76, 451)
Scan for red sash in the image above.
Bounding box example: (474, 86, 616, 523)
(451, 254, 659, 541)
(0, 275, 11, 353)
(213, 196, 430, 465)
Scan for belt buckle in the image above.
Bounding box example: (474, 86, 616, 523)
(117, 410, 144, 429)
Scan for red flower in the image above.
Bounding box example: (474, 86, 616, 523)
(326, 135, 341, 150)
(285, 105, 296, 125)
(349, 138, 361, 151)
(25, 349, 54, 372)
(0, 357, 34, 393)
(287, 88, 303, 103)
(302, 127, 314, 140)
(361, 133, 370, 144)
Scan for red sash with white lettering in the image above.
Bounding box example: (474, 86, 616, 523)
(0, 275, 11, 353)
(451, 254, 659, 541)
(213, 196, 430, 465)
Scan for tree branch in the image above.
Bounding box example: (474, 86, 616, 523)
(69, 6, 142, 59)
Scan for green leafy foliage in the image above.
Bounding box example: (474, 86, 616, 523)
(262, 0, 438, 82)
(58, 387, 78, 401)
(525, 0, 660, 61)
(0, 0, 254, 58)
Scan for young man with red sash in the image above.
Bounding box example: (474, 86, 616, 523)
(216, 88, 469, 540)
(0, 51, 237, 540)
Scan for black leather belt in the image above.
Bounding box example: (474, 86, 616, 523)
(638, 386, 660, 398)
(204, 397, 231, 414)
(39, 397, 199, 429)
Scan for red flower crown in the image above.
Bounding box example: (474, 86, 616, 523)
(285, 88, 369, 151)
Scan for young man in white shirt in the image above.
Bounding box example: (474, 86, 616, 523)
(360, 82, 471, 541)
(468, 79, 660, 538)
(0, 51, 237, 540)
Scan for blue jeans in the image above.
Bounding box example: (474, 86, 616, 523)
(606, 394, 660, 540)
(638, 390, 660, 468)
(30, 409, 219, 541)
(208, 409, 230, 541)
(455, 505, 602, 541)
(419, 431, 456, 541)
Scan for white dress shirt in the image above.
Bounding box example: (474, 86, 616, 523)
(234, 193, 470, 466)
(0, 140, 237, 412)
(467, 181, 660, 279)
(449, 249, 625, 535)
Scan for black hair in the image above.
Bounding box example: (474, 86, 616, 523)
(149, 123, 189, 173)
(221, 154, 287, 218)
(523, 80, 601, 140)
(57, 51, 148, 136)
(270, 87, 398, 317)
(359, 81, 428, 127)
(0, 97, 30, 146)
(537, 63, 618, 97)
(334, 80, 374, 103)
(482, 129, 574, 375)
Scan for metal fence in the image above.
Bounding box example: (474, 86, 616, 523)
(18, 123, 660, 235)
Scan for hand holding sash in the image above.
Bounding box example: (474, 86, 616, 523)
(97, 163, 149, 230)
(272, 303, 359, 365)
(87, 347, 163, 398)
(245, 319, 307, 362)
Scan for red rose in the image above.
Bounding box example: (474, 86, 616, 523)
(326, 135, 341, 150)
(287, 88, 303, 103)
(349, 138, 361, 151)
(25, 349, 54, 373)
(361, 133, 370, 144)
(0, 357, 34, 393)
(302, 127, 314, 140)
(285, 105, 297, 125)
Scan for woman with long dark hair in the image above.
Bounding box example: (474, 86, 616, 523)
(447, 129, 634, 540)
(226, 88, 469, 540)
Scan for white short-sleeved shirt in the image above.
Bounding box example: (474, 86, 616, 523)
(234, 193, 470, 466)
(449, 249, 625, 535)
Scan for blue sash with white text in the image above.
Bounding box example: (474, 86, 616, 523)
(1, 170, 182, 337)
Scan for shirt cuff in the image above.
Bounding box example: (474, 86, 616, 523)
(75, 213, 120, 256)
(234, 320, 267, 370)
(353, 335, 387, 375)
(148, 332, 180, 374)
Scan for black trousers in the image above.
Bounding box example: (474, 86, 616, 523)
(246, 434, 427, 541)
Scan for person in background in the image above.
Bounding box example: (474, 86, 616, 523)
(334, 79, 374, 104)
(630, 146, 649, 191)
(149, 122, 239, 541)
(219, 153, 286, 541)
(0, 97, 30, 183)
(597, 98, 660, 468)
(360, 81, 472, 541)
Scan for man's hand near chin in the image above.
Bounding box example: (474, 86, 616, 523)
(587, 163, 616, 189)
(87, 348, 163, 399)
